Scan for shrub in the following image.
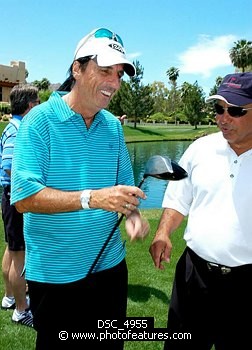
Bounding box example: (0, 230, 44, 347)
(0, 102, 11, 115)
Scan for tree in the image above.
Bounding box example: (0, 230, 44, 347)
(208, 76, 223, 96)
(32, 78, 51, 91)
(129, 60, 154, 128)
(166, 67, 179, 88)
(108, 61, 154, 127)
(108, 80, 132, 117)
(39, 89, 52, 103)
(205, 76, 223, 123)
(180, 81, 206, 129)
(150, 81, 169, 115)
(229, 39, 252, 72)
(130, 60, 143, 128)
(166, 67, 180, 123)
(31, 78, 52, 102)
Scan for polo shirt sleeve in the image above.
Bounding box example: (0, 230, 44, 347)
(11, 121, 48, 205)
(162, 144, 194, 216)
(1, 130, 16, 173)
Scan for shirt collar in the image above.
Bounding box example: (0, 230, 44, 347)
(49, 91, 107, 125)
(11, 115, 23, 121)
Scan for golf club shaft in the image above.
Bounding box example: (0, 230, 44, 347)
(87, 178, 145, 275)
(87, 213, 125, 275)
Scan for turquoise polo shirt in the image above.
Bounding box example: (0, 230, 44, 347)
(11, 91, 134, 283)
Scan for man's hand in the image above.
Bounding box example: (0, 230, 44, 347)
(89, 185, 147, 216)
(117, 114, 127, 125)
(149, 233, 172, 270)
(125, 210, 150, 241)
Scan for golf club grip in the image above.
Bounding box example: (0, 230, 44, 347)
(87, 213, 125, 275)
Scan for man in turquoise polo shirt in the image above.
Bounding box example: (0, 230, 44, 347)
(11, 28, 149, 349)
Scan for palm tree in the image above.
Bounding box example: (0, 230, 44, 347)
(32, 78, 51, 91)
(166, 67, 179, 88)
(209, 76, 223, 96)
(166, 67, 180, 124)
(229, 39, 252, 72)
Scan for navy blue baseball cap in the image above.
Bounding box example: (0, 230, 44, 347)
(206, 72, 252, 106)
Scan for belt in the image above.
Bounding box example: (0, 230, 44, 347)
(206, 262, 232, 275)
(187, 247, 252, 276)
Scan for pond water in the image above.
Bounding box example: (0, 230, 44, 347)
(0, 140, 192, 209)
(127, 140, 192, 209)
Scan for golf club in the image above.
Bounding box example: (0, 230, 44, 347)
(87, 155, 188, 275)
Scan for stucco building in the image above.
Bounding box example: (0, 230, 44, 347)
(0, 61, 26, 102)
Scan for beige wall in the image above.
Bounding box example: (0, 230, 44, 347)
(0, 61, 26, 102)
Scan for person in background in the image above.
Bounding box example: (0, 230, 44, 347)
(149, 72, 252, 349)
(10, 27, 149, 349)
(1, 83, 39, 327)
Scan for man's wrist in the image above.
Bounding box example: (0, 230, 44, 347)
(80, 190, 92, 209)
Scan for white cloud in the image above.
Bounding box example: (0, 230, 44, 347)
(178, 34, 237, 78)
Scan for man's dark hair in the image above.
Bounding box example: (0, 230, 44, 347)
(10, 84, 39, 115)
(58, 57, 91, 92)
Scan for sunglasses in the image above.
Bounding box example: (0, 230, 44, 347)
(93, 28, 124, 47)
(214, 103, 252, 118)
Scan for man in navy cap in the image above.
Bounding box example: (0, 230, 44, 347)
(149, 72, 252, 349)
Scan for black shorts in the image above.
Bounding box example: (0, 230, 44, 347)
(1, 186, 24, 251)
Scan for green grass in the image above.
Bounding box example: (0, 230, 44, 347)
(124, 210, 186, 350)
(0, 220, 36, 349)
(0, 121, 219, 144)
(0, 209, 186, 350)
(122, 124, 219, 143)
(0, 121, 7, 134)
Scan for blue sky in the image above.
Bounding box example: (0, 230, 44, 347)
(2, 0, 251, 95)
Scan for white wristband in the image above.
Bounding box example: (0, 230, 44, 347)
(80, 190, 92, 209)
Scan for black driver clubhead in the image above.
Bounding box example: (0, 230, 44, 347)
(143, 155, 188, 181)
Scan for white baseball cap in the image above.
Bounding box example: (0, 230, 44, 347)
(74, 28, 136, 77)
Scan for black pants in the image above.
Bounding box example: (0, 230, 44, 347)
(164, 247, 252, 350)
(28, 259, 128, 350)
